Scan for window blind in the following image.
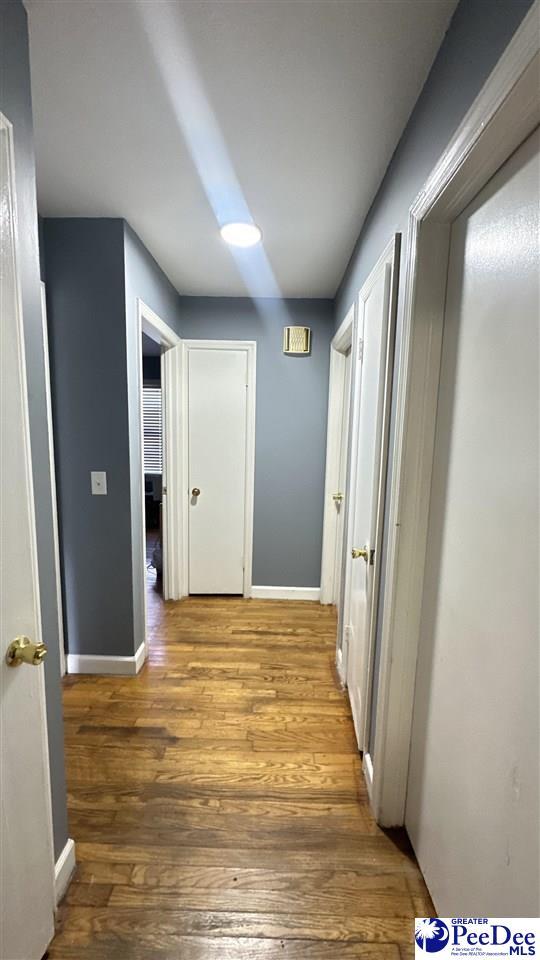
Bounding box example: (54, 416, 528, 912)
(143, 385, 162, 474)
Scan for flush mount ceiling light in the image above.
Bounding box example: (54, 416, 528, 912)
(220, 222, 262, 248)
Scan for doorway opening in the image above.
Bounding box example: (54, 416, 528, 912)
(135, 300, 182, 657)
(141, 334, 163, 600)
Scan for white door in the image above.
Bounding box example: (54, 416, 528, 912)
(345, 239, 399, 750)
(333, 348, 352, 603)
(187, 344, 250, 594)
(406, 127, 539, 915)
(0, 115, 55, 960)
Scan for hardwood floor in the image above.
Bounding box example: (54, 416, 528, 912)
(50, 591, 432, 959)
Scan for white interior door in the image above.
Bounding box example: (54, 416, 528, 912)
(405, 127, 539, 915)
(0, 114, 55, 960)
(187, 344, 249, 595)
(346, 239, 398, 750)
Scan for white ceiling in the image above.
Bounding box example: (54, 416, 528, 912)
(27, 0, 457, 298)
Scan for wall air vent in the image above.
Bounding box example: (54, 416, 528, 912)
(282, 326, 311, 355)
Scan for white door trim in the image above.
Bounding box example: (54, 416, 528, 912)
(139, 301, 181, 349)
(135, 300, 183, 649)
(320, 304, 355, 608)
(182, 339, 256, 598)
(369, 2, 540, 826)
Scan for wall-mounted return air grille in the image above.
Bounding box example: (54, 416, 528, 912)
(142, 385, 162, 473)
(283, 326, 311, 355)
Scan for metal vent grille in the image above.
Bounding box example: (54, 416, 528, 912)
(283, 326, 311, 354)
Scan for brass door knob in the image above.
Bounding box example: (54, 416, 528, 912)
(351, 547, 369, 561)
(191, 487, 201, 497)
(6, 636, 48, 667)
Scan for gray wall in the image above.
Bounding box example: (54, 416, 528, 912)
(1, 0, 69, 859)
(176, 298, 334, 587)
(333, 0, 534, 750)
(337, 0, 534, 316)
(43, 219, 135, 657)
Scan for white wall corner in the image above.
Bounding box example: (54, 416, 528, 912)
(251, 585, 320, 602)
(54, 837, 76, 905)
(66, 641, 146, 676)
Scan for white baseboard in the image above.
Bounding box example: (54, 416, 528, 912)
(66, 641, 146, 676)
(251, 585, 320, 602)
(336, 646, 346, 686)
(54, 837, 76, 905)
(363, 751, 375, 807)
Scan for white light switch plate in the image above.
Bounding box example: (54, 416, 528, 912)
(91, 471, 107, 495)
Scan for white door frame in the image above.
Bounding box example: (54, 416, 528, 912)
(320, 304, 355, 608)
(182, 339, 256, 598)
(368, 3, 539, 826)
(136, 300, 182, 641)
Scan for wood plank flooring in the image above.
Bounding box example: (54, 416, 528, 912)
(50, 587, 432, 959)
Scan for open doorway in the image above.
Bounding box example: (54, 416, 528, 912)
(141, 333, 163, 599)
(135, 299, 183, 659)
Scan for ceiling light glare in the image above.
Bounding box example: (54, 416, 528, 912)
(220, 222, 262, 248)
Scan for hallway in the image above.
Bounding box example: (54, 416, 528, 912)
(51, 594, 432, 959)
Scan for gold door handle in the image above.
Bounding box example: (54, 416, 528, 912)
(191, 487, 201, 497)
(6, 636, 48, 667)
(351, 547, 369, 562)
(332, 493, 344, 502)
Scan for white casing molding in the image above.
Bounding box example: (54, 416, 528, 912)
(54, 838, 76, 905)
(251, 586, 320, 602)
(66, 641, 146, 676)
